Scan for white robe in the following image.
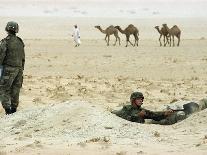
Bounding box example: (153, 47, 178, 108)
(72, 28, 81, 45)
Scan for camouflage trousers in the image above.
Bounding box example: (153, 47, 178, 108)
(0, 66, 23, 111)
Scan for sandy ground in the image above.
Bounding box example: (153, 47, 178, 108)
(0, 16, 207, 154)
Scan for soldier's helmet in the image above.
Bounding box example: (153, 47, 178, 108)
(5, 21, 19, 33)
(130, 92, 144, 102)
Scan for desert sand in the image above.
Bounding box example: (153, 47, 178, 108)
(0, 1, 207, 154)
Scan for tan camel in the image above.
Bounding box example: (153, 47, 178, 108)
(162, 24, 181, 46)
(115, 24, 139, 47)
(94, 25, 120, 46)
(154, 25, 169, 46)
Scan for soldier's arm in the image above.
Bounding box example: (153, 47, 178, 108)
(17, 37, 25, 69)
(22, 48, 25, 70)
(131, 110, 145, 123)
(0, 39, 7, 65)
(142, 109, 167, 121)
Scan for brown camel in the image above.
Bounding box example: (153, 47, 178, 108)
(154, 25, 169, 46)
(162, 24, 181, 47)
(94, 25, 120, 46)
(115, 24, 139, 47)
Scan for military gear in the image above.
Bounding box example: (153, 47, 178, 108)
(113, 98, 207, 125)
(5, 21, 19, 33)
(152, 111, 187, 125)
(10, 107, 17, 113)
(5, 108, 12, 115)
(0, 27, 25, 114)
(130, 92, 144, 102)
(198, 98, 207, 110)
(167, 102, 199, 113)
(0, 66, 23, 112)
(112, 104, 167, 123)
(153, 102, 200, 125)
(0, 34, 25, 68)
(183, 102, 199, 115)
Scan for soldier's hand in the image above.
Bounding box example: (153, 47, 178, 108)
(164, 110, 174, 116)
(138, 110, 146, 118)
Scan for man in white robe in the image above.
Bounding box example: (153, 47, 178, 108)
(72, 25, 81, 47)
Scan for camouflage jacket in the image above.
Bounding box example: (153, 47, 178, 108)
(113, 104, 167, 123)
(0, 34, 25, 69)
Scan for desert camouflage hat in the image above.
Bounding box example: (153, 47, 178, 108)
(130, 92, 144, 101)
(5, 21, 19, 33)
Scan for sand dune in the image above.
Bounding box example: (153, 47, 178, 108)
(0, 101, 207, 155)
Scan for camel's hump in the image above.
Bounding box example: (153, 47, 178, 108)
(128, 24, 134, 27)
(109, 25, 114, 28)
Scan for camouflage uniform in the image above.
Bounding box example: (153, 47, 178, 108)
(113, 104, 167, 123)
(153, 99, 207, 125)
(112, 92, 168, 123)
(198, 98, 207, 111)
(151, 111, 187, 125)
(113, 92, 207, 125)
(0, 21, 25, 114)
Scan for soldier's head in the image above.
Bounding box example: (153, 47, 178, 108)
(130, 92, 144, 107)
(5, 21, 19, 34)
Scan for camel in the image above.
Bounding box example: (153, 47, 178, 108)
(162, 24, 181, 47)
(154, 25, 169, 46)
(94, 25, 120, 46)
(115, 24, 139, 47)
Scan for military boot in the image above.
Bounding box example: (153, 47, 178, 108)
(5, 108, 12, 115)
(10, 107, 17, 113)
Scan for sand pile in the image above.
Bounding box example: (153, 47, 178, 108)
(0, 101, 207, 154)
(0, 101, 153, 145)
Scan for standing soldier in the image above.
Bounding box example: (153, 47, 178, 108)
(0, 21, 25, 115)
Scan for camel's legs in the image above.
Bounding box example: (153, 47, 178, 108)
(133, 34, 139, 46)
(127, 35, 134, 47)
(164, 35, 169, 46)
(128, 40, 134, 46)
(126, 35, 133, 47)
(126, 35, 129, 47)
(177, 34, 180, 46)
(164, 36, 167, 47)
(129, 40, 134, 46)
(164, 36, 167, 46)
(172, 35, 175, 46)
(166, 36, 170, 45)
(113, 34, 117, 46)
(117, 36, 121, 45)
(137, 37, 139, 46)
(159, 34, 162, 46)
(104, 35, 107, 43)
(114, 34, 121, 46)
(107, 35, 110, 46)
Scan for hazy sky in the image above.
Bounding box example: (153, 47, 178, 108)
(0, 0, 206, 18)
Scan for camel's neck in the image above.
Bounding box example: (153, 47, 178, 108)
(155, 28, 161, 34)
(164, 26, 171, 33)
(117, 27, 125, 34)
(97, 27, 106, 34)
